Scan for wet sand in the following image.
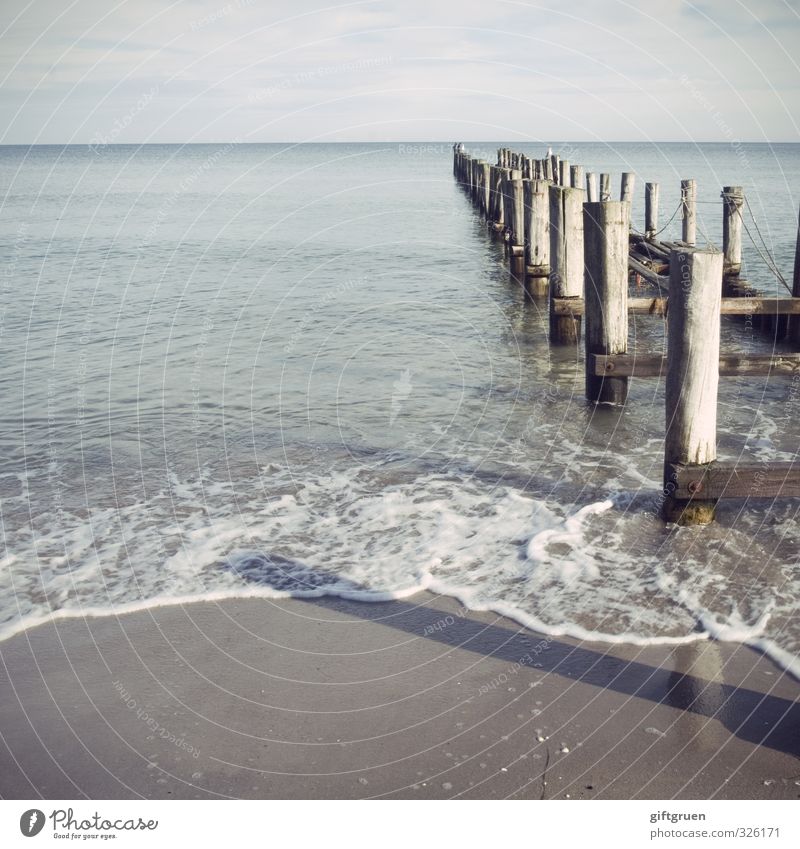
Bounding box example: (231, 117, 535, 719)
(0, 593, 798, 800)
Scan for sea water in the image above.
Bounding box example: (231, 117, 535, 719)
(0, 142, 798, 675)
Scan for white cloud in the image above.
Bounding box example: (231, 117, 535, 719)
(1, 0, 797, 142)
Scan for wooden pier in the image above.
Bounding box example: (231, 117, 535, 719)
(453, 144, 800, 525)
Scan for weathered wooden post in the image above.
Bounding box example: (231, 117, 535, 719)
(663, 246, 723, 525)
(490, 165, 505, 230)
(502, 168, 520, 243)
(586, 172, 598, 203)
(600, 173, 611, 202)
(509, 170, 526, 275)
(480, 161, 491, 218)
(721, 186, 744, 280)
(681, 179, 697, 245)
(550, 153, 560, 185)
(786, 207, 800, 344)
(524, 179, 550, 298)
(559, 159, 570, 187)
(542, 157, 553, 181)
(468, 158, 476, 203)
(791, 208, 800, 344)
(549, 184, 585, 343)
(645, 182, 659, 239)
(620, 172, 635, 204)
(570, 164, 584, 190)
(584, 201, 629, 404)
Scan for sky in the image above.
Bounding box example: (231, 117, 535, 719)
(1, 0, 799, 143)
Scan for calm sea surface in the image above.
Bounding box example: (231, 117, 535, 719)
(1, 142, 798, 674)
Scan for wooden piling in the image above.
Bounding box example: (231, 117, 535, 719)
(584, 201, 629, 405)
(722, 186, 744, 279)
(570, 164, 584, 190)
(620, 172, 635, 204)
(600, 173, 611, 202)
(791, 208, 800, 344)
(586, 172, 598, 203)
(681, 179, 697, 246)
(549, 184, 585, 343)
(480, 161, 491, 218)
(559, 159, 570, 188)
(490, 165, 505, 229)
(663, 246, 723, 525)
(550, 153, 560, 185)
(508, 172, 526, 275)
(524, 179, 550, 297)
(502, 168, 521, 242)
(645, 182, 659, 239)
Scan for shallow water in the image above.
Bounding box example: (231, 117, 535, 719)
(1, 142, 798, 675)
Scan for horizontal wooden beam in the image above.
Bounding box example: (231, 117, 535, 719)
(551, 296, 800, 317)
(718, 297, 800, 315)
(668, 462, 800, 500)
(591, 353, 800, 377)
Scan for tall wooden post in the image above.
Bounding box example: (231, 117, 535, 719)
(586, 172, 598, 203)
(502, 168, 520, 241)
(645, 182, 659, 239)
(468, 158, 476, 203)
(549, 185, 585, 344)
(620, 172, 635, 204)
(681, 179, 697, 245)
(791, 207, 800, 344)
(524, 179, 550, 298)
(663, 247, 723, 525)
(584, 201, 629, 405)
(509, 171, 526, 275)
(550, 153, 560, 185)
(559, 159, 570, 188)
(570, 164, 584, 190)
(600, 173, 611, 202)
(490, 165, 505, 230)
(722, 186, 744, 279)
(480, 161, 491, 218)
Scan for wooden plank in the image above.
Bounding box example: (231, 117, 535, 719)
(719, 297, 800, 315)
(591, 353, 800, 377)
(553, 296, 665, 316)
(629, 256, 668, 287)
(552, 296, 800, 316)
(668, 463, 800, 500)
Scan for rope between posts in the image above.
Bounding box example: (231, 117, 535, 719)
(736, 202, 792, 293)
(695, 216, 719, 251)
(630, 199, 683, 239)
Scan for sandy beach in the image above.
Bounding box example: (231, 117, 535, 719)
(0, 592, 797, 800)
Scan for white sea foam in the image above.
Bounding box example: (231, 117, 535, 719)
(1, 466, 797, 679)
